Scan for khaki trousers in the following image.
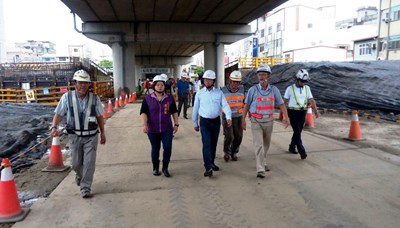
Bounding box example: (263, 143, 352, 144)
(250, 117, 274, 172)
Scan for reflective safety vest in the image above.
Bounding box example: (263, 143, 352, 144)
(250, 86, 275, 120)
(221, 85, 245, 118)
(66, 91, 98, 137)
(290, 84, 308, 110)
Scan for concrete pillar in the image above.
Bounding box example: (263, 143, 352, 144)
(112, 42, 123, 97)
(174, 65, 182, 79)
(204, 43, 225, 87)
(124, 43, 136, 94)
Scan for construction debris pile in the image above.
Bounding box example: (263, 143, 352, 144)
(242, 60, 400, 119)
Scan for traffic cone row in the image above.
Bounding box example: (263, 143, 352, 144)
(42, 136, 69, 172)
(0, 158, 30, 223)
(107, 99, 113, 114)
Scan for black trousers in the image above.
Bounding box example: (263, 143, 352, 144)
(288, 109, 307, 154)
(177, 93, 189, 117)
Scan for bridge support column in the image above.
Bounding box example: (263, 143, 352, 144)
(174, 65, 182, 79)
(204, 43, 225, 87)
(111, 42, 136, 97)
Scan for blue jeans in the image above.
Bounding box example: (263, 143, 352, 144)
(147, 130, 173, 163)
(200, 117, 221, 171)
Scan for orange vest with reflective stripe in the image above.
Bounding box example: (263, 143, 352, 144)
(222, 86, 245, 118)
(251, 87, 275, 119)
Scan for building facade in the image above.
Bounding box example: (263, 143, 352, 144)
(377, 0, 400, 60)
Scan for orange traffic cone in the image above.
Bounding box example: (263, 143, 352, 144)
(107, 99, 113, 114)
(304, 105, 314, 128)
(128, 94, 133, 103)
(132, 92, 137, 102)
(119, 96, 123, 107)
(42, 136, 70, 172)
(124, 94, 129, 105)
(115, 97, 119, 109)
(347, 110, 363, 141)
(0, 158, 30, 223)
(103, 106, 109, 119)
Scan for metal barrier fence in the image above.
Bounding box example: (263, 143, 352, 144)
(238, 57, 291, 68)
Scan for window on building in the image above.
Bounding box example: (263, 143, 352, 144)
(268, 26, 272, 35)
(261, 29, 265, 37)
(260, 45, 264, 53)
(59, 57, 67, 61)
(307, 23, 313, 28)
(276, 23, 281, 32)
(391, 10, 400, 20)
(388, 40, 400, 50)
(74, 48, 79, 52)
(359, 44, 372, 55)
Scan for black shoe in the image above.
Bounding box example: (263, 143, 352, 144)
(184, 116, 188, 119)
(204, 169, 213, 177)
(153, 169, 161, 176)
(211, 164, 220, 171)
(288, 145, 297, 154)
(264, 165, 270, 172)
(162, 161, 171, 177)
(257, 171, 266, 178)
(300, 153, 308, 160)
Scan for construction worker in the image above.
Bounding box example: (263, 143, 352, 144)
(242, 65, 289, 178)
(176, 73, 190, 119)
(144, 78, 151, 94)
(221, 70, 245, 162)
(50, 69, 106, 198)
(140, 75, 179, 177)
(192, 70, 232, 177)
(284, 69, 319, 159)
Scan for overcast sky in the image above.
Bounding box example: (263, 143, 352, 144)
(2, 0, 379, 58)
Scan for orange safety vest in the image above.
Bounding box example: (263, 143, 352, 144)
(222, 86, 245, 117)
(250, 87, 275, 119)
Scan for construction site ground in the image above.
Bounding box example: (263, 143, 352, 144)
(3, 102, 399, 228)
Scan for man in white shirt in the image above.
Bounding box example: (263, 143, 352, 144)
(192, 70, 232, 177)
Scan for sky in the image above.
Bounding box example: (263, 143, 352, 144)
(2, 0, 379, 59)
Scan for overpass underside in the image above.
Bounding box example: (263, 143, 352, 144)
(61, 0, 288, 96)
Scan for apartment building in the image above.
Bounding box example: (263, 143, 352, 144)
(377, 0, 400, 60)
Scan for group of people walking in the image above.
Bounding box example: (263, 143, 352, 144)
(50, 65, 318, 198)
(139, 65, 318, 179)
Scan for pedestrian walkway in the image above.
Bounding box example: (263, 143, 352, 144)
(14, 103, 400, 228)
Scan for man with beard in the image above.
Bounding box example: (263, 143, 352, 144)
(242, 65, 289, 178)
(192, 70, 232, 177)
(50, 69, 106, 198)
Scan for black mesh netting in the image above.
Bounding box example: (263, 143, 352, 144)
(241, 60, 400, 116)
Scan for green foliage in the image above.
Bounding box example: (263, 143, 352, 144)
(135, 86, 143, 98)
(193, 66, 204, 75)
(99, 60, 113, 69)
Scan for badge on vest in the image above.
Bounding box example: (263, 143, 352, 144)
(88, 117, 96, 122)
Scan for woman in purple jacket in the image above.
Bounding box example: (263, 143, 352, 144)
(140, 75, 179, 177)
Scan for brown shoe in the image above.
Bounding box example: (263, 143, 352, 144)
(223, 154, 230, 162)
(231, 154, 238, 161)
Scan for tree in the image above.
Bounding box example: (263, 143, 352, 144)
(193, 66, 204, 76)
(99, 60, 113, 70)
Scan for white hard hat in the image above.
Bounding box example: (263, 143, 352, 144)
(73, 69, 91, 82)
(256, 65, 271, 74)
(203, 70, 216, 80)
(153, 75, 166, 82)
(160, 74, 168, 81)
(296, 69, 310, 81)
(229, 70, 242, 81)
(180, 73, 188, 78)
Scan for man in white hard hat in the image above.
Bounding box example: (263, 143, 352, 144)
(242, 65, 289, 178)
(192, 70, 232, 177)
(221, 70, 245, 162)
(50, 69, 106, 198)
